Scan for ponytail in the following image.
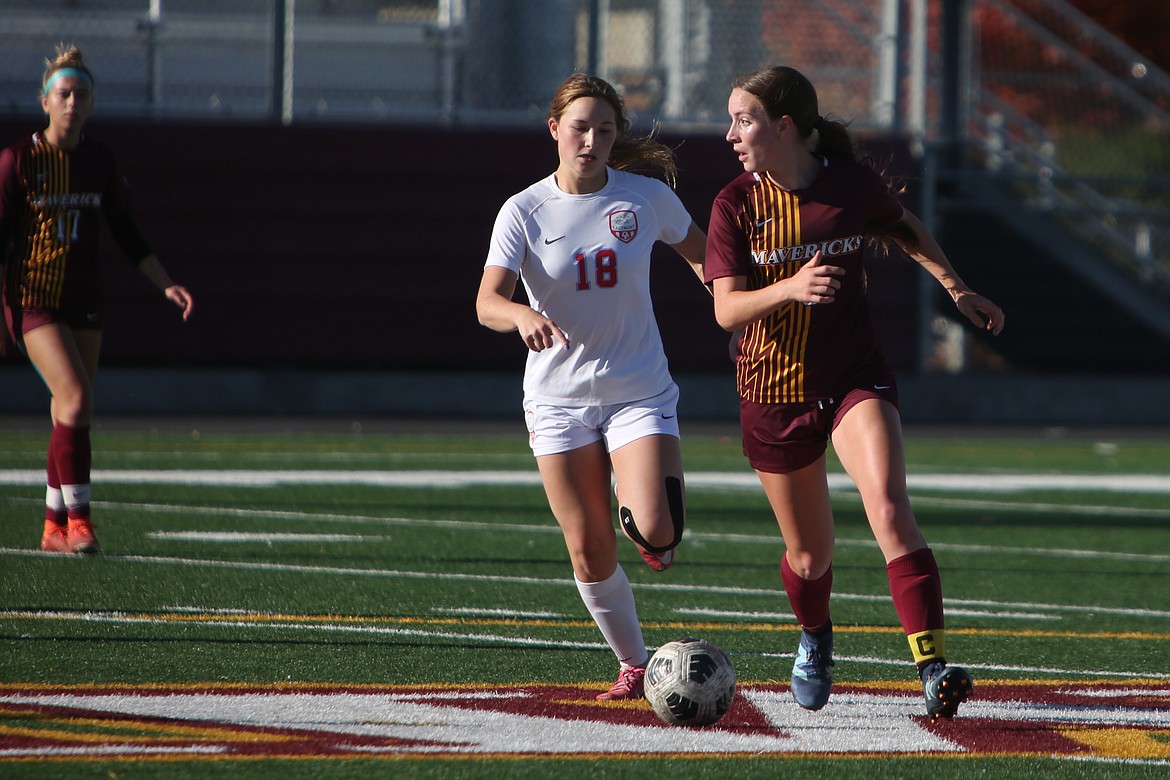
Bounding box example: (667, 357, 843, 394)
(809, 115, 855, 161)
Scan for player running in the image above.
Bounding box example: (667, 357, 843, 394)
(705, 65, 1004, 718)
(476, 73, 707, 701)
(0, 44, 194, 555)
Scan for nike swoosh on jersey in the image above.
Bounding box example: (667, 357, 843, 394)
(544, 236, 566, 245)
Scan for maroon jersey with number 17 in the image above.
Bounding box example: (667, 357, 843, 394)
(0, 132, 153, 316)
(705, 157, 903, 404)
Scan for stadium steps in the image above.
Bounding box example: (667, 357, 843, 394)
(935, 176, 1170, 374)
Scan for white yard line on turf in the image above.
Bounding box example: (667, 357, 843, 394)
(677, 606, 1062, 622)
(751, 650, 1170, 681)
(0, 609, 613, 652)
(146, 532, 383, 543)
(2, 469, 1170, 493)
(4, 493, 1169, 564)
(9, 495, 1168, 564)
(1, 607, 1166, 680)
(1, 547, 1168, 621)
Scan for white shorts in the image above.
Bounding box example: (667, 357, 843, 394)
(523, 383, 681, 457)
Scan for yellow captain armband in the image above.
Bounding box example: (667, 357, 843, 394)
(907, 629, 946, 665)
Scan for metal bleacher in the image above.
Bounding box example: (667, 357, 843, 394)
(938, 0, 1170, 373)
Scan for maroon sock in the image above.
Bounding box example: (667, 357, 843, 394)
(886, 547, 945, 635)
(781, 555, 833, 633)
(46, 432, 60, 489)
(51, 423, 92, 519)
(887, 547, 951, 668)
(44, 433, 66, 524)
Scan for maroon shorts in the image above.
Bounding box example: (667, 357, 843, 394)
(3, 305, 102, 350)
(740, 383, 900, 474)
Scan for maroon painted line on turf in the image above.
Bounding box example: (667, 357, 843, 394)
(0, 681, 1166, 762)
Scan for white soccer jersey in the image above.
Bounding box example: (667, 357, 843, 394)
(486, 168, 693, 405)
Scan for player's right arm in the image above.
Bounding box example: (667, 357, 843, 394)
(669, 221, 709, 291)
(711, 252, 843, 332)
(0, 145, 19, 254)
(706, 193, 842, 332)
(476, 265, 568, 352)
(0, 147, 18, 355)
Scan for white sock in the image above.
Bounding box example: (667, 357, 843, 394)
(61, 483, 91, 512)
(575, 565, 648, 667)
(46, 486, 66, 514)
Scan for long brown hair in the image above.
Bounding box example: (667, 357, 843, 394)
(735, 65, 916, 251)
(548, 73, 679, 188)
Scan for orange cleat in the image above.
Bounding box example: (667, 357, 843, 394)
(66, 518, 101, 555)
(41, 522, 70, 553)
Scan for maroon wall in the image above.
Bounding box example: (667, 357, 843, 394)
(0, 118, 920, 374)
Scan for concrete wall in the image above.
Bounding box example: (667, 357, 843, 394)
(5, 364, 1170, 426)
(4, 117, 1165, 425)
(0, 116, 920, 373)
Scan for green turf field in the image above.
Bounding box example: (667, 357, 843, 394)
(1, 419, 1167, 778)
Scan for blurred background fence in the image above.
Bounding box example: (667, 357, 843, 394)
(2, 0, 1169, 421)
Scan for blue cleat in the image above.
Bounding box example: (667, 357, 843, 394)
(790, 626, 834, 710)
(921, 662, 973, 719)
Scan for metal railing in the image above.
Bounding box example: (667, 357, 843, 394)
(969, 0, 1170, 290)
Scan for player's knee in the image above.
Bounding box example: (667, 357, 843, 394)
(565, 536, 617, 580)
(865, 495, 910, 533)
(620, 507, 673, 551)
(52, 385, 94, 424)
(785, 550, 831, 581)
(619, 476, 685, 553)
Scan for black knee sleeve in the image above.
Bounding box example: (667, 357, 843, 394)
(619, 476, 685, 553)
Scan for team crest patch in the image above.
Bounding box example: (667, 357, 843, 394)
(1, 680, 1168, 762)
(609, 210, 638, 243)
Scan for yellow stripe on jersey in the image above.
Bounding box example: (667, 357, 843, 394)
(21, 142, 72, 309)
(737, 178, 813, 404)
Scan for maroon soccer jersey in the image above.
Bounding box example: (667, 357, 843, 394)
(705, 158, 903, 404)
(0, 132, 152, 316)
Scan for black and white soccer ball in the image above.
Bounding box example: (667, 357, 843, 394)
(644, 637, 736, 726)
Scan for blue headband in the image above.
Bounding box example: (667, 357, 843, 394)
(43, 68, 94, 96)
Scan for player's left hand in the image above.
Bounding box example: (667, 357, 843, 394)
(953, 290, 1004, 335)
(165, 285, 195, 321)
(728, 329, 743, 361)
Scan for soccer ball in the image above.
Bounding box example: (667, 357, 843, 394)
(644, 637, 736, 726)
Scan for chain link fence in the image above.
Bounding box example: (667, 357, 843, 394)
(967, 0, 1170, 290)
(2, 0, 912, 130)
(2, 0, 1167, 287)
